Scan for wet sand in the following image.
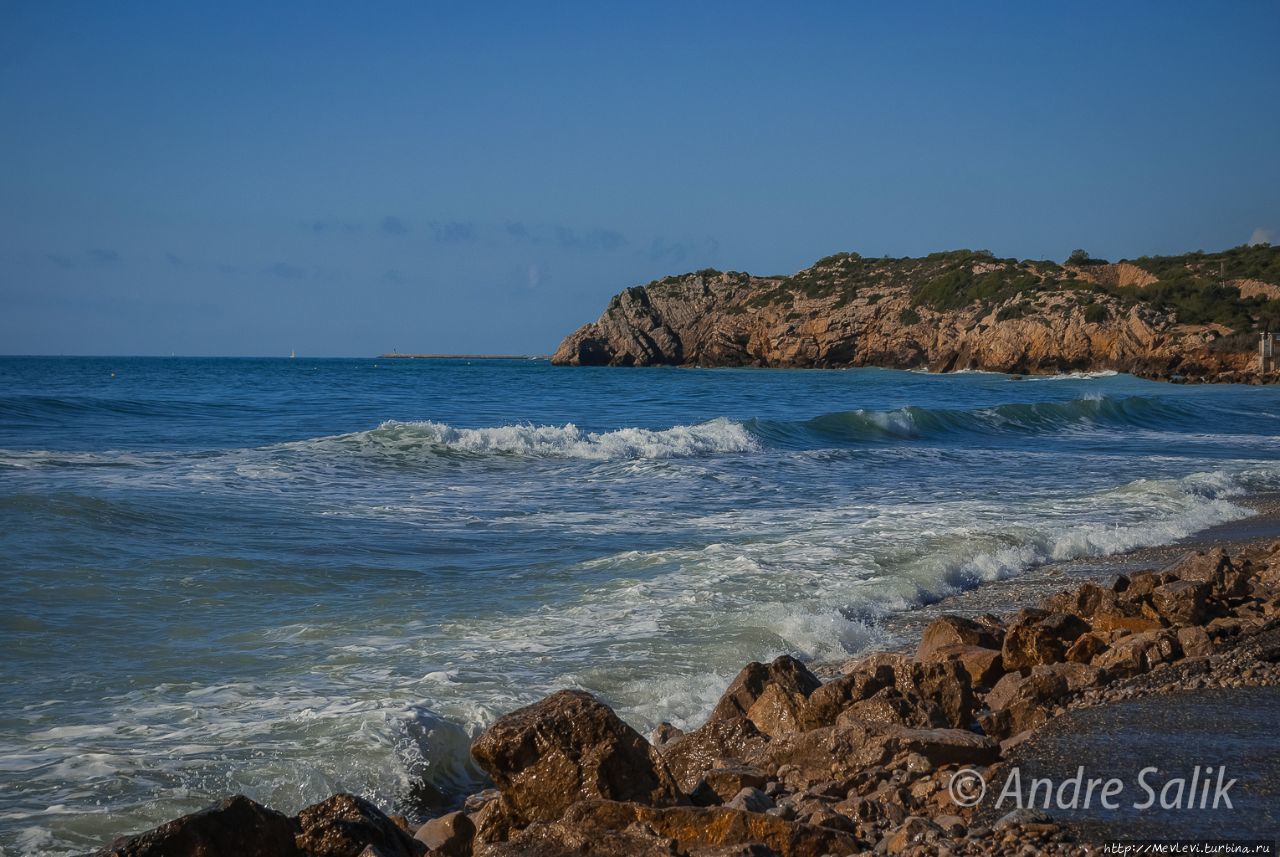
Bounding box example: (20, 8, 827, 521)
(999, 686, 1280, 840)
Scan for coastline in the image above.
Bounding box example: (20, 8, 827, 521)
(872, 494, 1280, 659)
(89, 499, 1280, 856)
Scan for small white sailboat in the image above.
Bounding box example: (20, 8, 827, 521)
(290, 348, 296, 359)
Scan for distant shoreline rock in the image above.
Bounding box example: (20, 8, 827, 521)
(552, 245, 1280, 383)
(95, 538, 1280, 855)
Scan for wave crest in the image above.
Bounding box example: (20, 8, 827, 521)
(311, 417, 761, 461)
(790, 395, 1187, 442)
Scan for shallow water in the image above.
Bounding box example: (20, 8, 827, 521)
(2, 357, 1279, 854)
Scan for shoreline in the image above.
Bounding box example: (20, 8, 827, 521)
(89, 501, 1280, 855)
(869, 494, 1280, 660)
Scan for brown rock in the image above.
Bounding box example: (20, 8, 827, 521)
(1177, 625, 1214, 658)
(414, 811, 474, 857)
(915, 616, 1001, 661)
(294, 793, 425, 857)
(890, 727, 1000, 767)
(92, 795, 300, 857)
(907, 660, 976, 729)
(475, 821, 681, 857)
(1089, 609, 1164, 634)
(558, 799, 860, 857)
(835, 687, 936, 731)
(1064, 632, 1109, 664)
(798, 662, 896, 730)
(884, 816, 942, 854)
(1001, 610, 1088, 672)
(745, 682, 808, 739)
(1168, 548, 1232, 583)
(1151, 579, 1210, 626)
(840, 651, 913, 688)
(713, 657, 820, 719)
(1043, 582, 1116, 620)
(1092, 630, 1182, 678)
(980, 668, 1069, 739)
(758, 721, 893, 787)
(470, 690, 684, 827)
(691, 766, 770, 806)
(925, 643, 1004, 689)
(1038, 660, 1106, 692)
(652, 722, 685, 747)
(661, 717, 771, 793)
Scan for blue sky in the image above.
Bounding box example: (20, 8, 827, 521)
(2, 1, 1278, 356)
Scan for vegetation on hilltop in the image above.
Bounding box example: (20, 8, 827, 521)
(632, 244, 1280, 350)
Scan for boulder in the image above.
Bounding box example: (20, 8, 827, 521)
(980, 667, 1070, 740)
(691, 766, 770, 806)
(758, 721, 894, 787)
(414, 811, 474, 857)
(744, 682, 808, 739)
(840, 651, 913, 688)
(889, 727, 1000, 767)
(470, 690, 684, 827)
(1043, 581, 1116, 619)
(1089, 609, 1164, 634)
(924, 643, 1004, 689)
(294, 793, 425, 857)
(725, 787, 775, 814)
(837, 684, 950, 732)
(1151, 579, 1210, 626)
(92, 795, 300, 857)
(915, 615, 1001, 661)
(1064, 632, 1108, 664)
(884, 816, 942, 854)
(1168, 548, 1233, 584)
(1001, 610, 1089, 672)
(709, 656, 821, 736)
(1037, 660, 1106, 692)
(797, 662, 896, 730)
(652, 722, 685, 747)
(907, 660, 976, 728)
(661, 717, 771, 793)
(1176, 625, 1214, 658)
(1092, 630, 1181, 678)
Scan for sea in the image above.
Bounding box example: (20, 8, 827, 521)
(2, 356, 1279, 855)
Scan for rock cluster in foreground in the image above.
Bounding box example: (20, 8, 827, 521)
(96, 543, 1280, 856)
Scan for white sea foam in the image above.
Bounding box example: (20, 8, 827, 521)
(296, 416, 761, 461)
(1029, 369, 1121, 380)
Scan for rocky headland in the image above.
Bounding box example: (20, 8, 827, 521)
(94, 539, 1280, 856)
(551, 244, 1280, 382)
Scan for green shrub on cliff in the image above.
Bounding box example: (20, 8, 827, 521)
(911, 264, 1042, 312)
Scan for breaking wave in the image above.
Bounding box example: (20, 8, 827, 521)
(289, 416, 762, 461)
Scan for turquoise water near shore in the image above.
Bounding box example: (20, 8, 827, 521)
(3, 357, 1280, 854)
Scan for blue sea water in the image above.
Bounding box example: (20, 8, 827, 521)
(2, 356, 1279, 854)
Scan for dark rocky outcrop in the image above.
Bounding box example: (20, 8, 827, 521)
(91, 795, 300, 857)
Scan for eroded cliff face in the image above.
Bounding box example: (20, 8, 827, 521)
(552, 254, 1270, 381)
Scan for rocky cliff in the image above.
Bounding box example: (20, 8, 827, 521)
(552, 246, 1280, 382)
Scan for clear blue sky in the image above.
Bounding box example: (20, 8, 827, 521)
(2, 1, 1278, 356)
